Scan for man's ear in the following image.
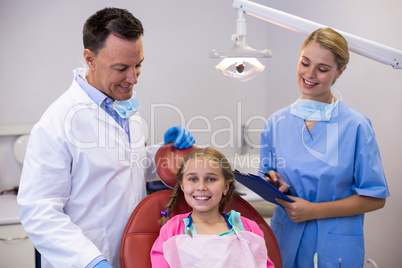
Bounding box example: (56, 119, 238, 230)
(83, 49, 96, 70)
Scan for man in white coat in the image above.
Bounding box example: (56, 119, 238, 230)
(17, 7, 195, 268)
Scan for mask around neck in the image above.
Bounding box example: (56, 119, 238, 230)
(73, 67, 88, 81)
(113, 93, 141, 118)
(290, 97, 338, 121)
(73, 66, 141, 118)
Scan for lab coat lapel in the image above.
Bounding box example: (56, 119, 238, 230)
(68, 79, 118, 127)
(128, 112, 145, 149)
(128, 112, 147, 204)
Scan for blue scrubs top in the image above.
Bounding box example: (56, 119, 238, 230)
(259, 101, 389, 268)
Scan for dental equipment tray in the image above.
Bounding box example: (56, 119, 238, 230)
(233, 170, 293, 206)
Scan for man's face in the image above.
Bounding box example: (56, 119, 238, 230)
(85, 34, 144, 101)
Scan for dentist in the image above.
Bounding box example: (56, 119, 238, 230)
(259, 28, 389, 267)
(18, 7, 194, 268)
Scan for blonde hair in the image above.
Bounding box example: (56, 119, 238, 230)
(158, 147, 236, 226)
(303, 27, 349, 70)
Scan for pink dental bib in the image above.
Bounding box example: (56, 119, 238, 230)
(163, 230, 268, 268)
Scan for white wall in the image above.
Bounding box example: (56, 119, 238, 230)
(0, 0, 401, 267)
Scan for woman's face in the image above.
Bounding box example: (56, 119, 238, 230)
(180, 157, 229, 216)
(297, 41, 345, 102)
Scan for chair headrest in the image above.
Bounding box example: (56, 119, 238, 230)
(155, 143, 198, 188)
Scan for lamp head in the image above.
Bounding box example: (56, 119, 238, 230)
(210, 43, 272, 82)
(214, 57, 265, 82)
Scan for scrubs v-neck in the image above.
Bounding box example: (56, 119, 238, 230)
(259, 101, 389, 268)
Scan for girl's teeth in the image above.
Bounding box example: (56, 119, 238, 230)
(195, 196, 209, 200)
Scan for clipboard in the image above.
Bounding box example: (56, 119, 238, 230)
(233, 171, 293, 205)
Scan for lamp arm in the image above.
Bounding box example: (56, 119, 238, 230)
(233, 0, 402, 69)
(233, 9, 247, 46)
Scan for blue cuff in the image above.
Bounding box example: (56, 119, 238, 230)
(86, 256, 106, 268)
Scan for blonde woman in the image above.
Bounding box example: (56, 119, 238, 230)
(259, 28, 389, 267)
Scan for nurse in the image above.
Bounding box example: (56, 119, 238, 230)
(259, 27, 389, 268)
(17, 7, 194, 268)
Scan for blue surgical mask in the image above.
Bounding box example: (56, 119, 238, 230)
(113, 92, 141, 118)
(290, 98, 338, 121)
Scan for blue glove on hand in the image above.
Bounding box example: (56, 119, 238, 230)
(93, 260, 113, 268)
(164, 126, 195, 149)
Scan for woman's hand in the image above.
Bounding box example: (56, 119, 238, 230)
(275, 194, 386, 223)
(275, 196, 315, 223)
(262, 170, 289, 193)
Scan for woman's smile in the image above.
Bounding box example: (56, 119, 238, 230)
(302, 78, 318, 87)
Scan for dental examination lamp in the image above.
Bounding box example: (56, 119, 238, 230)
(210, 0, 402, 82)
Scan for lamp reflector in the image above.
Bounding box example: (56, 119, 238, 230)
(215, 57, 265, 82)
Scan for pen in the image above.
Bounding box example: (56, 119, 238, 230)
(259, 170, 292, 188)
(314, 253, 318, 268)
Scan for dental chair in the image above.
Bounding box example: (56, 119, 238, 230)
(119, 144, 283, 268)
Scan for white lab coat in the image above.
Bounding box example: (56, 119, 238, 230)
(18, 78, 159, 268)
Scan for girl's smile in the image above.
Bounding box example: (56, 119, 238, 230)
(180, 157, 229, 215)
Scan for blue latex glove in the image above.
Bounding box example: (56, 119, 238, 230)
(93, 260, 113, 268)
(164, 126, 195, 149)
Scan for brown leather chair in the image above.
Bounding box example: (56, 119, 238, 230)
(119, 144, 283, 267)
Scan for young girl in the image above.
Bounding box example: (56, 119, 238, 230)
(150, 147, 275, 268)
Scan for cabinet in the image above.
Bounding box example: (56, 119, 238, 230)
(0, 195, 35, 268)
(0, 223, 35, 267)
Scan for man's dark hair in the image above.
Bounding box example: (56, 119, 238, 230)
(83, 7, 144, 55)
